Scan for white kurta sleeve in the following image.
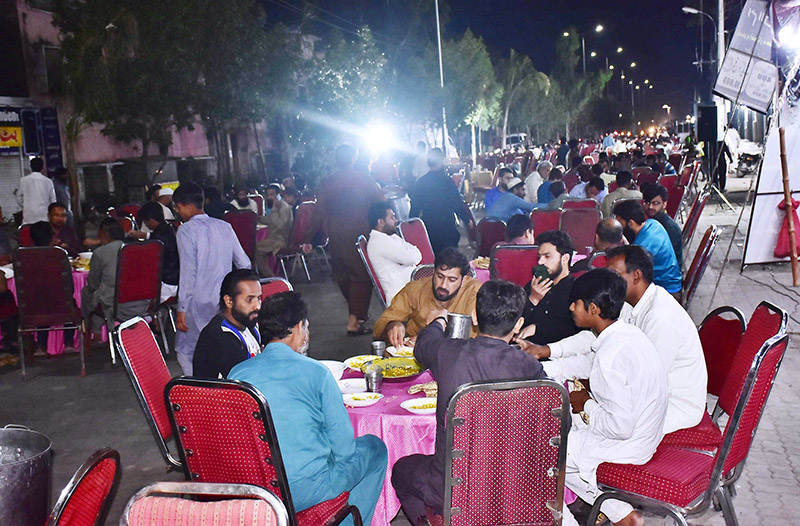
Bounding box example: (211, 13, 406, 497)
(548, 330, 596, 358)
(582, 355, 637, 440)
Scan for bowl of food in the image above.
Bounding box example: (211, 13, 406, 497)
(400, 398, 437, 415)
(78, 252, 93, 260)
(318, 360, 345, 380)
(360, 357, 426, 380)
(344, 355, 380, 371)
(386, 345, 414, 358)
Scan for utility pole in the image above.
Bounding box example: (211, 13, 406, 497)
(717, 0, 725, 72)
(434, 0, 449, 153)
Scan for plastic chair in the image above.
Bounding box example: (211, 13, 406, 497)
(682, 226, 719, 308)
(356, 235, 387, 308)
(398, 218, 435, 265)
(277, 201, 314, 283)
(589, 332, 789, 526)
(113, 316, 182, 471)
(165, 378, 363, 526)
(476, 218, 506, 257)
(489, 245, 539, 287)
(13, 246, 86, 379)
(249, 193, 265, 215)
(559, 208, 601, 256)
(426, 380, 570, 526)
(667, 185, 685, 219)
(681, 191, 710, 247)
(225, 210, 258, 264)
(45, 448, 121, 526)
(18, 224, 33, 247)
(530, 209, 561, 235)
(259, 277, 293, 301)
(562, 198, 599, 209)
(104, 240, 164, 364)
(121, 481, 289, 526)
(697, 306, 746, 397)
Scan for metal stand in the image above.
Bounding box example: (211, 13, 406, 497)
(707, 182, 737, 213)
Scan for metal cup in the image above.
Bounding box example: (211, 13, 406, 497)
(444, 313, 472, 339)
(364, 367, 383, 393)
(370, 341, 386, 357)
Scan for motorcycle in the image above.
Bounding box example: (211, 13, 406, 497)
(735, 140, 763, 178)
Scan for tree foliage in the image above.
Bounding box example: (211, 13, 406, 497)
(497, 49, 549, 145)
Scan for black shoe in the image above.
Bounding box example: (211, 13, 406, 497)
(347, 325, 372, 337)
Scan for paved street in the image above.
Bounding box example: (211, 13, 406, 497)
(2, 175, 798, 525)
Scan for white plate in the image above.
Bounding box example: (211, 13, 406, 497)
(337, 378, 367, 394)
(78, 252, 93, 260)
(344, 355, 379, 371)
(343, 392, 383, 407)
(386, 345, 414, 358)
(319, 360, 345, 380)
(400, 398, 437, 415)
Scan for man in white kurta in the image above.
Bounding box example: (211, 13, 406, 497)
(17, 158, 56, 225)
(366, 202, 422, 305)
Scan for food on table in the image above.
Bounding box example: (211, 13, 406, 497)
(408, 381, 438, 397)
(344, 355, 380, 370)
(472, 256, 490, 270)
(70, 257, 91, 270)
(350, 394, 381, 401)
(413, 401, 436, 410)
(360, 357, 425, 379)
(387, 345, 414, 357)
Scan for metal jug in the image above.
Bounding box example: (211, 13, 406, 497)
(444, 313, 472, 339)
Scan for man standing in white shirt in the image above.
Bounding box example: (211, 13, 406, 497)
(367, 202, 422, 305)
(560, 269, 668, 526)
(17, 157, 55, 224)
(524, 161, 550, 204)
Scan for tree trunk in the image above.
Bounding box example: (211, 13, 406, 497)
(252, 119, 267, 184)
(62, 114, 85, 237)
(477, 125, 483, 156)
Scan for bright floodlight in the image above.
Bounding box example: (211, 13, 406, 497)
(364, 123, 394, 154)
(618, 113, 623, 118)
(595, 24, 604, 32)
(644, 79, 649, 84)
(617, 46, 623, 53)
(629, 80, 633, 85)
(649, 85, 654, 89)
(563, 31, 570, 37)
(630, 62, 637, 68)
(590, 51, 597, 57)
(620, 73, 625, 79)
(682, 7, 701, 15)
(635, 85, 640, 89)
(778, 25, 800, 49)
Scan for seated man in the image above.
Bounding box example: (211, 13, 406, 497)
(392, 280, 547, 524)
(81, 218, 150, 334)
(568, 164, 593, 198)
(48, 202, 81, 256)
(204, 186, 235, 220)
(560, 269, 668, 526)
(229, 292, 387, 526)
(230, 185, 259, 213)
(505, 213, 535, 244)
(571, 218, 626, 273)
(137, 202, 180, 302)
(366, 201, 422, 305)
(524, 161, 551, 203)
(518, 230, 580, 345)
(0, 271, 18, 355)
(584, 176, 607, 203)
(642, 182, 682, 263)
(484, 167, 515, 210)
(193, 269, 262, 379)
(601, 170, 641, 218)
(612, 199, 681, 296)
(255, 184, 294, 277)
(537, 167, 562, 206)
(486, 177, 536, 222)
(546, 181, 568, 210)
(157, 187, 177, 221)
(374, 247, 481, 347)
(656, 151, 677, 174)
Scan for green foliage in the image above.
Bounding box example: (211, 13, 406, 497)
(497, 49, 549, 144)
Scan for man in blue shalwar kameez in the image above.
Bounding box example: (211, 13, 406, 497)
(173, 182, 252, 374)
(230, 291, 387, 526)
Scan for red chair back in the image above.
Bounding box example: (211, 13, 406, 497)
(489, 245, 539, 287)
(248, 194, 265, 215)
(588, 251, 608, 268)
(398, 218, 435, 265)
(698, 307, 746, 397)
(356, 235, 387, 307)
(114, 317, 181, 469)
(18, 224, 33, 247)
(462, 201, 478, 249)
(45, 448, 121, 526)
(410, 264, 435, 281)
(224, 210, 258, 260)
(668, 153, 682, 171)
(119, 216, 135, 233)
(441, 380, 570, 526)
(559, 208, 601, 256)
(13, 246, 81, 329)
(477, 218, 507, 257)
(635, 170, 660, 186)
(659, 174, 679, 193)
(562, 173, 579, 192)
(530, 209, 561, 235)
(562, 198, 598, 210)
(632, 166, 650, 180)
(607, 181, 618, 193)
(107, 207, 119, 219)
(288, 201, 315, 249)
(666, 185, 685, 219)
(260, 278, 293, 300)
(120, 204, 141, 218)
(681, 191, 709, 246)
(115, 240, 163, 318)
(682, 226, 719, 307)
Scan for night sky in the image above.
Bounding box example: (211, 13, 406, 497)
(264, 0, 743, 125)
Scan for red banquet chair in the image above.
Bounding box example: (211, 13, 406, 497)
(225, 210, 258, 267)
(45, 448, 121, 526)
(562, 173, 579, 192)
(249, 193, 265, 216)
(260, 277, 293, 301)
(13, 246, 86, 379)
(530, 209, 561, 235)
(356, 235, 387, 308)
(668, 153, 683, 172)
(681, 191, 710, 247)
(607, 181, 618, 193)
(120, 203, 142, 218)
(489, 245, 539, 288)
(476, 218, 506, 257)
(667, 185, 685, 219)
(165, 378, 363, 526)
(121, 482, 290, 526)
(659, 174, 680, 193)
(113, 316, 182, 471)
(426, 380, 570, 526)
(635, 169, 660, 186)
(278, 201, 315, 282)
(118, 215, 136, 233)
(589, 331, 789, 526)
(18, 224, 33, 247)
(682, 225, 719, 308)
(588, 251, 608, 269)
(562, 198, 599, 210)
(103, 240, 164, 364)
(411, 264, 475, 282)
(398, 218, 435, 265)
(559, 208, 601, 256)
(697, 306, 746, 398)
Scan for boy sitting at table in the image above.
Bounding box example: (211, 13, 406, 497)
(391, 279, 546, 525)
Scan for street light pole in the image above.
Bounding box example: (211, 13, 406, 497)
(581, 36, 587, 74)
(718, 0, 725, 72)
(434, 0, 448, 151)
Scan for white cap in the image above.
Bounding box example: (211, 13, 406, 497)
(158, 187, 174, 197)
(507, 177, 524, 190)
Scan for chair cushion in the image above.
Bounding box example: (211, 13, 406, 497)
(596, 445, 714, 508)
(660, 412, 722, 450)
(296, 491, 350, 526)
(128, 496, 278, 526)
(426, 508, 444, 526)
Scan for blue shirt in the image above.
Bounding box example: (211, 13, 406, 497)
(486, 191, 536, 222)
(484, 187, 503, 210)
(635, 220, 683, 293)
(229, 343, 356, 493)
(537, 181, 553, 205)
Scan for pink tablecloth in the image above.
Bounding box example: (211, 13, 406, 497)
(345, 370, 436, 526)
(256, 225, 270, 242)
(469, 262, 490, 283)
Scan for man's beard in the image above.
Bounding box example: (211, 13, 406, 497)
(383, 224, 396, 235)
(298, 339, 309, 356)
(236, 198, 249, 207)
(232, 307, 259, 328)
(433, 284, 459, 302)
(266, 199, 274, 208)
(549, 262, 563, 281)
(623, 226, 637, 244)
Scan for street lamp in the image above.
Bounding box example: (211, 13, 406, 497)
(644, 79, 649, 84)
(567, 24, 605, 74)
(609, 64, 615, 70)
(590, 51, 597, 57)
(563, 31, 570, 37)
(617, 46, 623, 53)
(630, 62, 637, 68)
(662, 104, 671, 118)
(682, 6, 721, 72)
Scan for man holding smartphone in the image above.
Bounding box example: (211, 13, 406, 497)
(517, 230, 580, 345)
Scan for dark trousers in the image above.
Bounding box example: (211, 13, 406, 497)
(336, 277, 372, 319)
(391, 454, 444, 526)
(0, 316, 18, 351)
(37, 328, 75, 349)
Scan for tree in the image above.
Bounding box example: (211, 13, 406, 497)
(496, 49, 549, 147)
